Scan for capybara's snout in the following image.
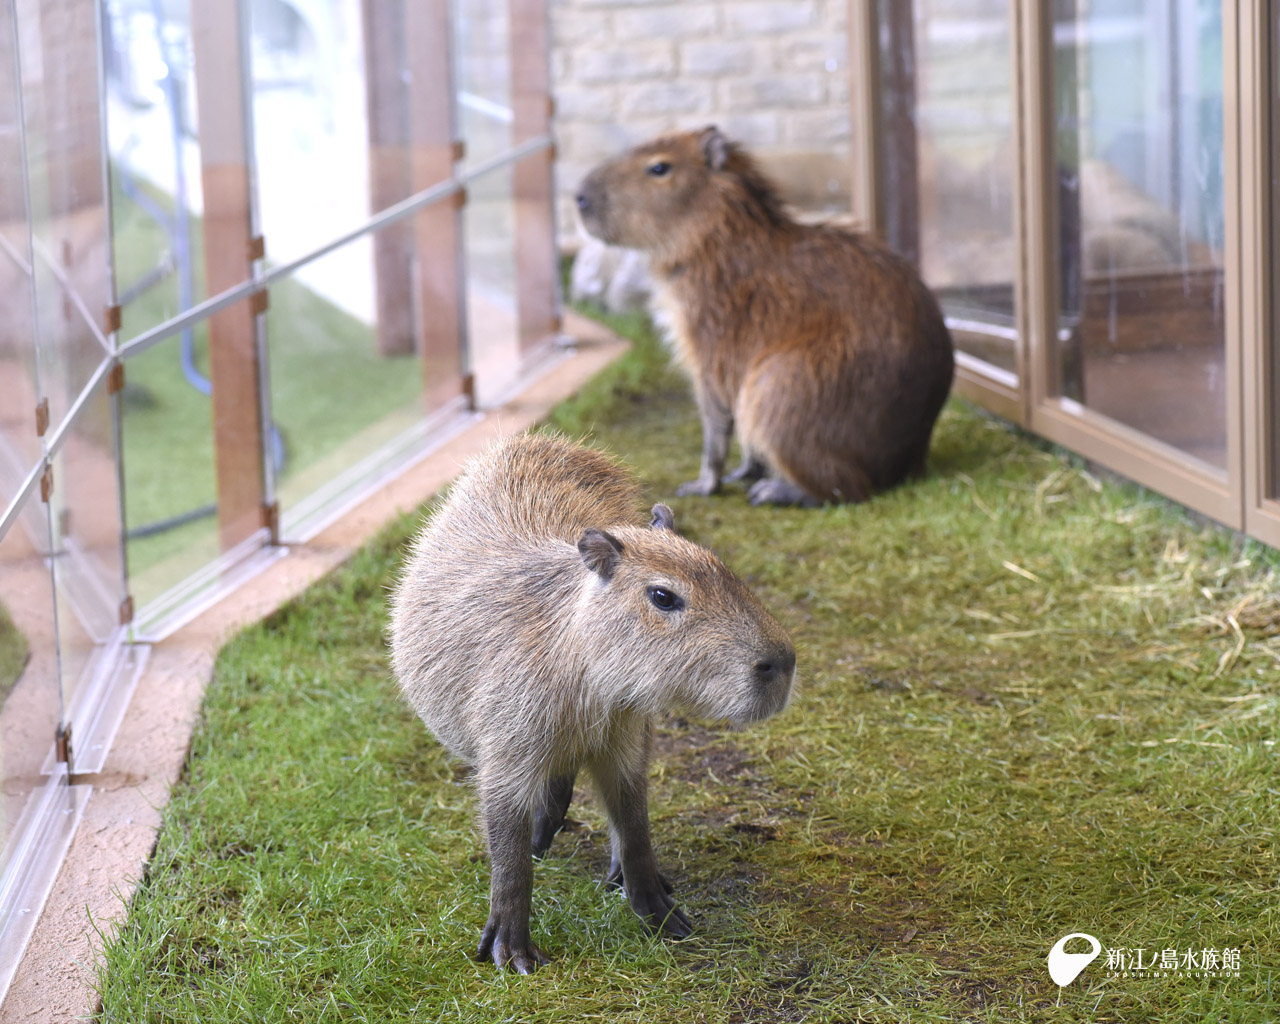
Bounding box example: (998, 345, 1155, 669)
(575, 173, 607, 238)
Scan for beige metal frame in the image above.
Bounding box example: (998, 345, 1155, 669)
(852, 0, 1257, 534)
(1241, 1, 1280, 546)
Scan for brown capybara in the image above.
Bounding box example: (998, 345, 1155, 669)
(389, 432, 795, 972)
(575, 126, 955, 506)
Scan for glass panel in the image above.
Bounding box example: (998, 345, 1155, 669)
(1053, 0, 1226, 469)
(48, 377, 124, 711)
(0, 0, 41, 497)
(251, 0, 391, 259)
(20, 0, 112, 434)
(0, 494, 61, 855)
(452, 0, 511, 171)
(104, 1, 207, 352)
(266, 232, 425, 526)
(465, 161, 520, 405)
(121, 331, 219, 611)
(884, 0, 1017, 374)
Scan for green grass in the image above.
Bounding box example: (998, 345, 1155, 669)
(0, 601, 28, 704)
(112, 177, 420, 604)
(96, 313, 1279, 1022)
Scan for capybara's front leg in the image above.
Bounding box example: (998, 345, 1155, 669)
(591, 739, 693, 939)
(476, 782, 550, 973)
(676, 392, 732, 497)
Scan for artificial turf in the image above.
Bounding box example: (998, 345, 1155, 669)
(95, 311, 1278, 1022)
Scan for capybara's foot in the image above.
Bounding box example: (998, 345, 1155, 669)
(676, 474, 720, 497)
(476, 916, 551, 974)
(724, 459, 766, 485)
(627, 879, 693, 939)
(748, 478, 820, 507)
(605, 858, 674, 895)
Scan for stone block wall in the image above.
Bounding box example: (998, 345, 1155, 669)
(549, 0, 852, 241)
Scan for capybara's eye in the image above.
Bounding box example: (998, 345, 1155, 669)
(647, 585, 683, 612)
(646, 161, 671, 178)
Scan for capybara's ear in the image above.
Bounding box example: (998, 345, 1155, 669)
(578, 528, 625, 579)
(650, 503, 676, 531)
(699, 126, 729, 170)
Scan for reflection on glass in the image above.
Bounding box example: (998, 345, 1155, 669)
(465, 162, 520, 405)
(122, 334, 219, 610)
(1054, 0, 1225, 469)
(267, 236, 424, 526)
(21, 0, 112, 444)
(0, 0, 40, 501)
(0, 496, 61, 852)
(49, 380, 125, 711)
(105, 0, 206, 343)
(452, 0, 512, 170)
(880, 0, 1018, 374)
(252, 0, 378, 286)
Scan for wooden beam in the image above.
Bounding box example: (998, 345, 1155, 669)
(361, 0, 415, 357)
(405, 0, 466, 412)
(190, 1, 266, 552)
(846, 0, 882, 235)
(878, 0, 920, 267)
(509, 0, 559, 365)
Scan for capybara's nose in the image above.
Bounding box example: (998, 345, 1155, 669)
(753, 646, 796, 686)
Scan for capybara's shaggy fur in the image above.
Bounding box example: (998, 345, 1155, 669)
(389, 433, 795, 972)
(576, 127, 955, 506)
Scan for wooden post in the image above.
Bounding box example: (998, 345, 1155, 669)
(361, 0, 415, 357)
(878, 0, 920, 267)
(846, 0, 883, 235)
(405, 0, 467, 412)
(190, 0, 267, 551)
(509, 0, 559, 365)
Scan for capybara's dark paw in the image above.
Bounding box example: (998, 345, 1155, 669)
(675, 475, 720, 497)
(605, 859, 674, 896)
(724, 460, 766, 484)
(747, 478, 820, 507)
(628, 882, 693, 940)
(476, 917, 551, 974)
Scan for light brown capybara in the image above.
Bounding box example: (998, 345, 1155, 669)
(389, 432, 795, 972)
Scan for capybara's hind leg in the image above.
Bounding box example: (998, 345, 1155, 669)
(725, 447, 767, 484)
(532, 772, 576, 857)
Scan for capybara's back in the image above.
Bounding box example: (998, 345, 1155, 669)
(424, 431, 642, 549)
(576, 127, 955, 506)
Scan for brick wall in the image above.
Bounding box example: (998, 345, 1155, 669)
(550, 0, 852, 239)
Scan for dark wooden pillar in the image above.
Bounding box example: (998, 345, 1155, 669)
(877, 0, 920, 267)
(361, 0, 415, 357)
(509, 0, 559, 365)
(405, 0, 467, 412)
(190, 1, 267, 551)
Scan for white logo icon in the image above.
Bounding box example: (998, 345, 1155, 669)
(1048, 932, 1102, 986)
